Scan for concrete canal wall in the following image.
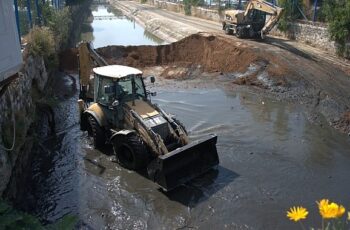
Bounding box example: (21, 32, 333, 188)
(0, 57, 48, 196)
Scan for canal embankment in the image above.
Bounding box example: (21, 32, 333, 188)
(0, 0, 92, 210)
(110, 0, 200, 42)
(9, 1, 350, 229)
(102, 0, 350, 136)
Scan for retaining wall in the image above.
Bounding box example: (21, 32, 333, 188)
(152, 0, 223, 22)
(150, 0, 339, 55)
(270, 21, 337, 54)
(0, 57, 48, 196)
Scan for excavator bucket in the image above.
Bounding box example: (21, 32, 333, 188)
(147, 134, 219, 191)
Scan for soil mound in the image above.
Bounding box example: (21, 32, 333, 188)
(60, 33, 293, 85)
(97, 33, 261, 73)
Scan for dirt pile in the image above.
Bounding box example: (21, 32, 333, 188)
(60, 33, 295, 87)
(97, 33, 261, 73)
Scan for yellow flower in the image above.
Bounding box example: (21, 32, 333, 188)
(317, 199, 346, 219)
(287, 206, 309, 222)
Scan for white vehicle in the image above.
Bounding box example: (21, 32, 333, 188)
(0, 1, 22, 84)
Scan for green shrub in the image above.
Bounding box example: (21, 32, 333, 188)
(277, 0, 304, 32)
(28, 26, 57, 69)
(42, 4, 72, 50)
(322, 0, 350, 57)
(0, 199, 77, 230)
(183, 0, 204, 15)
(184, 0, 192, 15)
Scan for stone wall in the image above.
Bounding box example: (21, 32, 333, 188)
(152, 0, 223, 22)
(0, 56, 48, 196)
(270, 21, 337, 54)
(150, 1, 340, 55)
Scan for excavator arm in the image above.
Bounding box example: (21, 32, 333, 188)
(77, 42, 108, 101)
(78, 42, 108, 87)
(244, 0, 283, 37)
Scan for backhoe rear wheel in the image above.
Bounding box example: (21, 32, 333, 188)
(88, 115, 105, 149)
(114, 134, 149, 170)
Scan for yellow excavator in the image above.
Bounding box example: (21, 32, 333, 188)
(77, 42, 219, 191)
(222, 0, 283, 38)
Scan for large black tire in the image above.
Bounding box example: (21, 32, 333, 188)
(224, 25, 233, 35)
(173, 117, 188, 135)
(114, 134, 149, 170)
(236, 27, 244, 38)
(88, 115, 106, 149)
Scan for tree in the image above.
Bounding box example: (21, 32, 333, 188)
(322, 0, 350, 56)
(277, 0, 304, 32)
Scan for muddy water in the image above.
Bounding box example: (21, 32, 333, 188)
(80, 5, 165, 48)
(25, 3, 350, 229)
(27, 75, 350, 229)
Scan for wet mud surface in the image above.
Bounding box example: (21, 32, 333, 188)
(27, 3, 350, 229)
(62, 33, 350, 134)
(21, 73, 350, 229)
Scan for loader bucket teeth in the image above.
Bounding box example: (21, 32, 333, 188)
(147, 134, 219, 191)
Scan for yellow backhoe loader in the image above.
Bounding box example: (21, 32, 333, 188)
(77, 42, 219, 191)
(222, 0, 283, 38)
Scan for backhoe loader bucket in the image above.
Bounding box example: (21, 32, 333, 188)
(147, 134, 219, 191)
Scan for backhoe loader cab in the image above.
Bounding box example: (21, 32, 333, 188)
(78, 64, 219, 191)
(93, 65, 146, 106)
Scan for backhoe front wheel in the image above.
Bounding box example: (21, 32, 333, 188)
(236, 27, 245, 38)
(87, 115, 106, 149)
(224, 25, 232, 35)
(113, 134, 149, 170)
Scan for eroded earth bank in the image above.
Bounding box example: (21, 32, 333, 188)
(64, 33, 350, 134)
(26, 2, 350, 229)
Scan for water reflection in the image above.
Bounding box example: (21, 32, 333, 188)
(80, 5, 165, 48)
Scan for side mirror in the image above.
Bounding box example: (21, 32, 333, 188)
(151, 92, 157, 97)
(109, 100, 119, 110)
(150, 76, 155, 83)
(112, 100, 119, 107)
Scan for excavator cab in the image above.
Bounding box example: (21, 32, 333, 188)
(222, 0, 283, 38)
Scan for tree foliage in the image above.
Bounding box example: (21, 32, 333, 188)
(183, 0, 204, 15)
(28, 26, 57, 66)
(41, 4, 72, 49)
(322, 0, 350, 56)
(0, 199, 77, 230)
(277, 0, 304, 32)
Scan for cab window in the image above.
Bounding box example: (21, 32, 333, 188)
(97, 76, 115, 105)
(133, 75, 146, 98)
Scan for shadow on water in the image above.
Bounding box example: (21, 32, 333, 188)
(90, 143, 238, 208)
(163, 166, 239, 208)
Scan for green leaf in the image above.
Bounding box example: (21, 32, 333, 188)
(46, 215, 78, 230)
(19, 213, 45, 230)
(0, 201, 11, 214)
(0, 211, 23, 228)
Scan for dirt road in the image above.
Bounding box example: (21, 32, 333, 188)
(116, 0, 350, 74)
(91, 0, 349, 134)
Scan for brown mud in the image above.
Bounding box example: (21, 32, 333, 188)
(61, 33, 350, 134)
